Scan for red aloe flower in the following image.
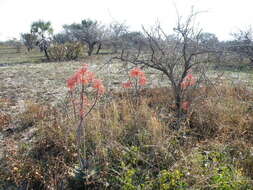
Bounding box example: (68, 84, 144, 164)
(78, 66, 88, 75)
(181, 74, 196, 89)
(67, 75, 78, 90)
(186, 74, 196, 86)
(129, 67, 144, 78)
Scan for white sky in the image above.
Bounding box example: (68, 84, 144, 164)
(0, 0, 252, 41)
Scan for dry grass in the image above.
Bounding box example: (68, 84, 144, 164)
(1, 82, 253, 189)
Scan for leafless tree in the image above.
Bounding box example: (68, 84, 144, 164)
(106, 22, 129, 53)
(111, 11, 214, 127)
(52, 32, 73, 44)
(230, 27, 253, 64)
(64, 19, 104, 56)
(198, 32, 224, 64)
(121, 31, 148, 52)
(21, 33, 37, 52)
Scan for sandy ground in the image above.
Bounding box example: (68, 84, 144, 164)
(0, 56, 118, 114)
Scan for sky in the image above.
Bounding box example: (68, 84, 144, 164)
(0, 0, 253, 41)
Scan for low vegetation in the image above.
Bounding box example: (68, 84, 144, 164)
(1, 81, 253, 189)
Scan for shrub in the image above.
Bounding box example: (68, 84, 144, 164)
(48, 44, 66, 61)
(48, 42, 83, 61)
(65, 42, 83, 60)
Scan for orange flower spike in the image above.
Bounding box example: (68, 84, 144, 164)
(82, 78, 89, 85)
(78, 66, 88, 75)
(73, 71, 82, 84)
(129, 67, 144, 78)
(181, 74, 196, 89)
(186, 74, 196, 85)
(67, 75, 78, 90)
(75, 65, 89, 84)
(77, 70, 94, 85)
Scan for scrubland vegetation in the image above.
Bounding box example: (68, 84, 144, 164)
(0, 10, 253, 190)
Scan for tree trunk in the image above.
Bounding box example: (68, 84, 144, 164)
(113, 45, 118, 54)
(44, 49, 50, 60)
(87, 43, 94, 56)
(175, 93, 182, 119)
(96, 43, 102, 54)
(173, 87, 183, 130)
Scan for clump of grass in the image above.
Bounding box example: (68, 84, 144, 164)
(16, 101, 56, 131)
